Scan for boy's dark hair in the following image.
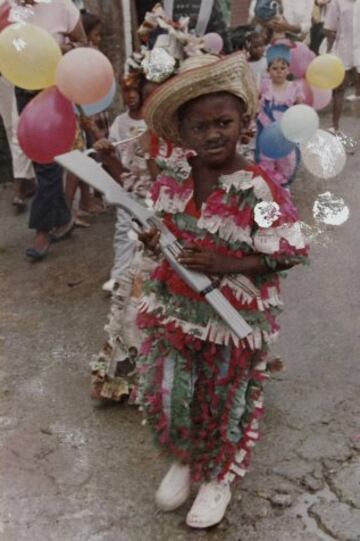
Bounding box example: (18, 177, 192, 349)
(245, 30, 264, 49)
(81, 11, 102, 37)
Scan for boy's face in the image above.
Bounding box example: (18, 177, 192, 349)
(249, 37, 265, 61)
(123, 89, 141, 112)
(88, 24, 102, 48)
(268, 59, 289, 84)
(179, 93, 246, 167)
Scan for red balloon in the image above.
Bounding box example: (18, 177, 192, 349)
(18, 86, 76, 164)
(0, 1, 11, 32)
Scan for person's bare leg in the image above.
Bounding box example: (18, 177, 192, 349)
(78, 181, 92, 211)
(355, 70, 360, 97)
(32, 230, 51, 251)
(71, 181, 91, 227)
(333, 73, 349, 131)
(12, 179, 27, 211)
(65, 172, 80, 208)
(79, 181, 105, 214)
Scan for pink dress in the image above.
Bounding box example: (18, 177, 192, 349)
(256, 78, 304, 186)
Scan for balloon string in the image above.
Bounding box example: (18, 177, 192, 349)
(75, 104, 86, 117)
(112, 134, 141, 147)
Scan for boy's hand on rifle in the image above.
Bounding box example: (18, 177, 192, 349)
(138, 228, 161, 256)
(93, 138, 115, 155)
(177, 246, 235, 275)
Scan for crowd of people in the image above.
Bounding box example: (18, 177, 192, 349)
(0, 0, 357, 531)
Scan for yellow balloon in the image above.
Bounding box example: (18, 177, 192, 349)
(0, 23, 62, 90)
(306, 54, 345, 90)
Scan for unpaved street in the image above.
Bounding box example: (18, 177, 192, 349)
(0, 109, 360, 541)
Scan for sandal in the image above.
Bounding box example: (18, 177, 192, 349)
(75, 217, 91, 228)
(49, 219, 75, 242)
(25, 243, 51, 261)
(12, 197, 27, 213)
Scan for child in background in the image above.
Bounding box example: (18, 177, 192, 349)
(138, 53, 308, 528)
(255, 44, 304, 186)
(242, 31, 267, 160)
(81, 9, 102, 48)
(252, 0, 287, 40)
(254, 0, 282, 25)
(99, 72, 149, 292)
(246, 31, 267, 90)
(90, 73, 153, 402)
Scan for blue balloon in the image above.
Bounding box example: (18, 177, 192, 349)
(74, 79, 116, 116)
(259, 121, 296, 159)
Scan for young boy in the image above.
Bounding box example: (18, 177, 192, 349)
(90, 73, 152, 402)
(96, 73, 149, 292)
(138, 53, 308, 528)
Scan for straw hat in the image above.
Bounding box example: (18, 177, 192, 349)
(144, 52, 258, 145)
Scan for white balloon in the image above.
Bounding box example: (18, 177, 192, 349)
(300, 129, 346, 179)
(281, 104, 319, 144)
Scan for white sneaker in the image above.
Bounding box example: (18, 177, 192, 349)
(155, 463, 191, 512)
(186, 480, 232, 529)
(102, 278, 116, 293)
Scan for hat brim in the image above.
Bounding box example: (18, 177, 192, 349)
(143, 52, 258, 146)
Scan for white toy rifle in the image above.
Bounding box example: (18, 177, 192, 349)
(55, 150, 253, 340)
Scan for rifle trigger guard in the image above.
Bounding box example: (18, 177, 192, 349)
(200, 279, 221, 296)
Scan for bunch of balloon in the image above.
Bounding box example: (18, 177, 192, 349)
(0, 21, 74, 162)
(300, 54, 348, 178)
(0, 18, 115, 163)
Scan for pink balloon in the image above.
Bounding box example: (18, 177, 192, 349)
(290, 42, 315, 79)
(0, 1, 11, 32)
(18, 86, 76, 164)
(203, 33, 224, 54)
(311, 86, 332, 110)
(297, 79, 313, 106)
(55, 47, 114, 105)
